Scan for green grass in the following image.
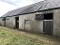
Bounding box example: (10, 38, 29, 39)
(0, 26, 60, 45)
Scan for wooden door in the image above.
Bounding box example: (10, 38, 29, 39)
(43, 20, 53, 35)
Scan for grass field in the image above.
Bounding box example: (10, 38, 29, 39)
(0, 26, 60, 45)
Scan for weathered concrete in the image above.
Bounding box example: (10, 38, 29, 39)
(54, 9, 60, 36)
(0, 9, 60, 37)
(0, 18, 5, 26)
(19, 12, 43, 33)
(6, 17, 15, 28)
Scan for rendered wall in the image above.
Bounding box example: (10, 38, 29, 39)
(0, 18, 5, 26)
(6, 17, 15, 28)
(19, 12, 43, 33)
(54, 9, 60, 36)
(0, 9, 60, 37)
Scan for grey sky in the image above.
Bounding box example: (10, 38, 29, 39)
(0, 0, 44, 17)
(0, 0, 44, 7)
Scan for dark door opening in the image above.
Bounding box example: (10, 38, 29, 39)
(43, 13, 53, 35)
(15, 17, 19, 29)
(2, 17, 6, 26)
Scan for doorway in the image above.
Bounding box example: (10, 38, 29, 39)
(2, 17, 6, 26)
(43, 13, 53, 35)
(15, 17, 19, 29)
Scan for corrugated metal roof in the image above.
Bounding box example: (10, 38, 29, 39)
(2, 0, 60, 17)
(1, 1, 44, 17)
(41, 0, 60, 10)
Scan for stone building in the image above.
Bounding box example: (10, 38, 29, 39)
(0, 0, 60, 36)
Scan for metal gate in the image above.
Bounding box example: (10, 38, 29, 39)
(43, 20, 53, 35)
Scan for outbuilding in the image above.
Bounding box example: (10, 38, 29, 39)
(0, 0, 60, 36)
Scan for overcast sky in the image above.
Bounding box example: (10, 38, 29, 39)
(0, 0, 44, 17)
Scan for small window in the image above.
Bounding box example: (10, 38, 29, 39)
(44, 13, 53, 20)
(35, 14, 44, 20)
(35, 13, 53, 20)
